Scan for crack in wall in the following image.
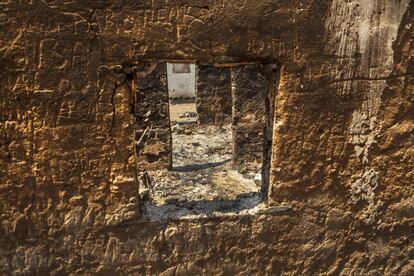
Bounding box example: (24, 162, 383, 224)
(325, 0, 410, 164)
(109, 83, 117, 137)
(325, 0, 410, 226)
(327, 73, 414, 84)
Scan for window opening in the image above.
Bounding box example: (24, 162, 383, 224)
(137, 62, 278, 219)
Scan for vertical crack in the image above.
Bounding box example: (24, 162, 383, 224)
(109, 79, 126, 137)
(110, 85, 116, 137)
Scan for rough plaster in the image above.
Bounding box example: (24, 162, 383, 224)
(1, 0, 413, 274)
(195, 65, 232, 124)
(325, 0, 410, 164)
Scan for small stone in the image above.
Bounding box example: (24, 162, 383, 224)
(179, 111, 197, 118)
(171, 124, 181, 132)
(139, 188, 150, 201)
(254, 173, 262, 185)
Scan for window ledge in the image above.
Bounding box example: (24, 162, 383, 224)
(140, 195, 292, 222)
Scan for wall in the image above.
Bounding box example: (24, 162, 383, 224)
(0, 0, 413, 274)
(196, 65, 232, 124)
(231, 64, 270, 173)
(167, 63, 196, 99)
(135, 62, 172, 171)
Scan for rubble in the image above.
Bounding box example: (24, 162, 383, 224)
(179, 111, 198, 118)
(137, 100, 262, 210)
(142, 122, 260, 207)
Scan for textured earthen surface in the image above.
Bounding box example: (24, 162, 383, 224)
(1, 0, 413, 274)
(231, 64, 270, 173)
(135, 62, 172, 171)
(196, 65, 232, 124)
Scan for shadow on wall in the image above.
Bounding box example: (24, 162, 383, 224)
(172, 158, 232, 172)
(143, 194, 261, 221)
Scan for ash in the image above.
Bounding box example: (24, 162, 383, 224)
(141, 101, 261, 215)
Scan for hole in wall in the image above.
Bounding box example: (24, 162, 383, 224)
(135, 62, 279, 220)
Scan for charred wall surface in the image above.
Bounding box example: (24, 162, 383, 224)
(231, 64, 269, 173)
(195, 65, 232, 124)
(135, 62, 172, 171)
(1, 0, 413, 274)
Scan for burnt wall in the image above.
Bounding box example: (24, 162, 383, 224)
(231, 64, 269, 173)
(135, 62, 172, 170)
(195, 65, 232, 124)
(1, 0, 413, 274)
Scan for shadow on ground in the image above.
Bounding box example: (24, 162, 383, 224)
(143, 193, 260, 221)
(172, 158, 232, 172)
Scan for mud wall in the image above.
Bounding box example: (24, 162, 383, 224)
(135, 62, 172, 171)
(231, 64, 269, 173)
(195, 65, 232, 124)
(1, 0, 413, 274)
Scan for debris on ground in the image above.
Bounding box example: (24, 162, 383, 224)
(141, 100, 260, 208)
(179, 111, 198, 118)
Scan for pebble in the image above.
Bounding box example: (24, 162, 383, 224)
(179, 111, 198, 118)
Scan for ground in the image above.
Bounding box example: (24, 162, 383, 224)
(141, 99, 261, 219)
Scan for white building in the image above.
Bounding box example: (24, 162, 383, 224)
(167, 63, 196, 99)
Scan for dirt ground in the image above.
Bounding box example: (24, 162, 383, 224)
(141, 100, 261, 216)
(169, 99, 198, 123)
